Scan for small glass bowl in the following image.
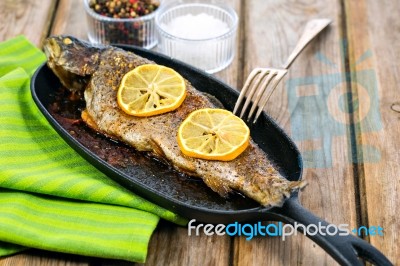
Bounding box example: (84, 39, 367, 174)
(84, 0, 160, 48)
(155, 1, 238, 73)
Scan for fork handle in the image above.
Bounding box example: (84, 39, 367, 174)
(282, 19, 331, 69)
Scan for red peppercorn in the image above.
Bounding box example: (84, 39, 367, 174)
(90, 0, 159, 18)
(89, 0, 160, 46)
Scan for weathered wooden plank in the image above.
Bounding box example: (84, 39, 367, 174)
(0, 4, 82, 266)
(0, 0, 56, 46)
(51, 0, 89, 40)
(0, 250, 91, 266)
(0, 1, 69, 265)
(233, 0, 359, 265)
(138, 221, 231, 266)
(344, 0, 400, 264)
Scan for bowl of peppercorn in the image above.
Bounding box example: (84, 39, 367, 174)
(84, 0, 161, 48)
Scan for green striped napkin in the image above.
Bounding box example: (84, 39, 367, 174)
(0, 36, 186, 263)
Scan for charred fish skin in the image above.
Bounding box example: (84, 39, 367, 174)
(44, 35, 306, 207)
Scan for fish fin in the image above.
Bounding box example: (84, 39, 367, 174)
(203, 175, 232, 197)
(289, 180, 307, 190)
(262, 179, 307, 207)
(81, 109, 100, 131)
(149, 138, 166, 159)
(248, 173, 307, 207)
(81, 109, 123, 142)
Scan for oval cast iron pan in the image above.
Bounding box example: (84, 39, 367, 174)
(31, 45, 392, 266)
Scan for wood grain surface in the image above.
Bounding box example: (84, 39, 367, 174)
(0, 0, 397, 265)
(51, 0, 89, 39)
(233, 0, 356, 265)
(0, 0, 56, 46)
(344, 0, 400, 264)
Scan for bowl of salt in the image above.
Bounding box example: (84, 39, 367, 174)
(155, 0, 238, 73)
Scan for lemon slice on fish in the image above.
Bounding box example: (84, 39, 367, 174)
(177, 108, 250, 161)
(117, 64, 186, 117)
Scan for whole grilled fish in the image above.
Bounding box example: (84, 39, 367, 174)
(44, 35, 305, 207)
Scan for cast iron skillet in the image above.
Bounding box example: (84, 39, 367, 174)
(31, 45, 392, 266)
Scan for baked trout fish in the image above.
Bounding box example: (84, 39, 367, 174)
(44, 35, 305, 207)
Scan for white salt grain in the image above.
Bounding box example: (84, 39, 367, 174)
(161, 13, 229, 40)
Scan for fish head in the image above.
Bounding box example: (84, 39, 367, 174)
(44, 35, 102, 92)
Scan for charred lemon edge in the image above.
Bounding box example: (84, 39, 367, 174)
(177, 108, 250, 161)
(117, 64, 187, 117)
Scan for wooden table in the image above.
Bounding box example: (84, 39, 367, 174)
(0, 0, 399, 265)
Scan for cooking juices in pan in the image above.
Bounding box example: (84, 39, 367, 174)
(48, 86, 258, 210)
(33, 45, 391, 265)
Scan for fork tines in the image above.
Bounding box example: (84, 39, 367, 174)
(233, 68, 288, 123)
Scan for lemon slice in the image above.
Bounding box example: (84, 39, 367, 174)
(117, 64, 186, 117)
(177, 108, 250, 161)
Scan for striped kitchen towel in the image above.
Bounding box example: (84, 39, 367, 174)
(0, 36, 186, 263)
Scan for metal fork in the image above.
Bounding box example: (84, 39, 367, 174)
(233, 18, 332, 123)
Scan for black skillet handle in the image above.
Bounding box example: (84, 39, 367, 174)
(272, 197, 392, 266)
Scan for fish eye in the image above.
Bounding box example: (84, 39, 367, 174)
(63, 38, 72, 45)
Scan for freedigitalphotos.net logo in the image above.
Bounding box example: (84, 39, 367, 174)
(287, 40, 382, 168)
(187, 219, 384, 241)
